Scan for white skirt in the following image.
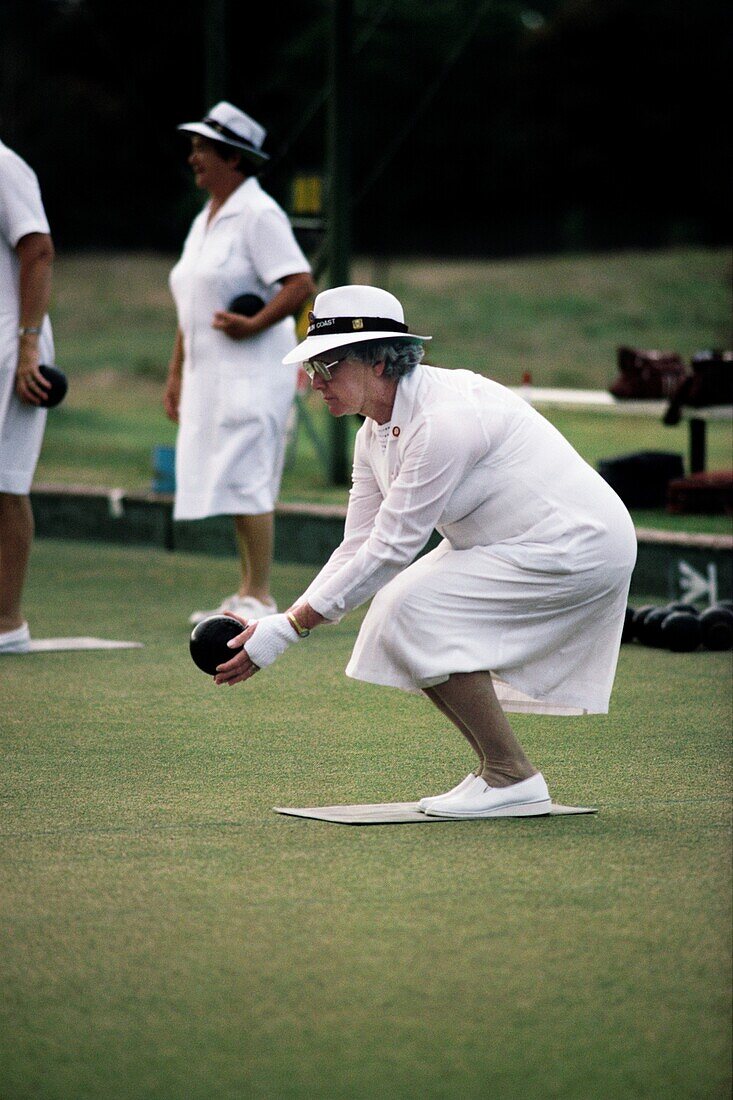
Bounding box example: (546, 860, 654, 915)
(173, 365, 296, 520)
(345, 533, 636, 715)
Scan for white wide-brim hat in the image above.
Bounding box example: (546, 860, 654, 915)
(177, 100, 269, 166)
(282, 285, 431, 365)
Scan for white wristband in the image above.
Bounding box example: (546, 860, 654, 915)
(243, 613, 303, 668)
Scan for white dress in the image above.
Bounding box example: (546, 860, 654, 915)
(169, 177, 310, 519)
(0, 140, 53, 494)
(300, 365, 637, 715)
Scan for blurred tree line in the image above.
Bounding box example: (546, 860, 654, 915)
(0, 0, 729, 257)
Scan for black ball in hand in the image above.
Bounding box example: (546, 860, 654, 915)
(228, 293, 265, 317)
(38, 364, 68, 408)
(189, 615, 244, 675)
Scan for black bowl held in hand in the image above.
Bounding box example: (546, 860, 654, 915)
(38, 364, 68, 408)
(189, 615, 244, 675)
(228, 293, 265, 317)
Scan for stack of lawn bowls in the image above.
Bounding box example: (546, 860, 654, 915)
(622, 601, 733, 652)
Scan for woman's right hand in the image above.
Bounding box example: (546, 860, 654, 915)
(163, 373, 181, 423)
(15, 339, 51, 406)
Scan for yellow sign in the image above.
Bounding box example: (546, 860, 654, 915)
(292, 175, 323, 216)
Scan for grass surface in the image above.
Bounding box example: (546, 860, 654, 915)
(2, 540, 731, 1099)
(37, 248, 733, 534)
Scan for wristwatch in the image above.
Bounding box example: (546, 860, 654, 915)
(286, 612, 311, 638)
(18, 326, 42, 336)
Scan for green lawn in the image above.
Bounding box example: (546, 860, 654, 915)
(1, 540, 731, 1099)
(35, 248, 733, 536)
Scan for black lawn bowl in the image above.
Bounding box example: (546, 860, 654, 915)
(621, 606, 637, 643)
(665, 602, 699, 616)
(632, 605, 657, 641)
(699, 606, 733, 651)
(228, 293, 265, 317)
(637, 607, 669, 647)
(38, 364, 68, 408)
(660, 611, 702, 653)
(189, 615, 244, 675)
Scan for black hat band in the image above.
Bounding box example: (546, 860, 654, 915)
(202, 117, 259, 151)
(306, 315, 409, 337)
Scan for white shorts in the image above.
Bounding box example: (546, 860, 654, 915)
(0, 363, 47, 495)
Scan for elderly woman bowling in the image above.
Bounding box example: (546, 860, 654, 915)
(212, 285, 637, 818)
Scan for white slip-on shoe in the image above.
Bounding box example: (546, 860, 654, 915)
(0, 622, 31, 654)
(424, 772, 552, 818)
(188, 594, 278, 626)
(189, 594, 239, 625)
(227, 595, 278, 619)
(418, 773, 481, 813)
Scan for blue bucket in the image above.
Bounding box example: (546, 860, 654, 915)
(152, 445, 176, 493)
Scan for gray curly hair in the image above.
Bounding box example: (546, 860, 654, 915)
(337, 339, 425, 379)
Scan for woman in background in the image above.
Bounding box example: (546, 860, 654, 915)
(0, 138, 56, 654)
(164, 101, 315, 624)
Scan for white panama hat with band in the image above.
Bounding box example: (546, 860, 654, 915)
(177, 101, 269, 166)
(282, 285, 431, 365)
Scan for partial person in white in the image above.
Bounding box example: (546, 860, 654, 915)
(0, 139, 55, 655)
(165, 102, 315, 626)
(212, 285, 637, 818)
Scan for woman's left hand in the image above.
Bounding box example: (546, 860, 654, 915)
(211, 310, 258, 340)
(213, 614, 261, 686)
(214, 612, 304, 686)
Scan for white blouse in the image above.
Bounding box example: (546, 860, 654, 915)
(301, 364, 636, 622)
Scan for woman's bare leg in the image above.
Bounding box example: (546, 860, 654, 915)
(233, 512, 274, 603)
(0, 493, 34, 632)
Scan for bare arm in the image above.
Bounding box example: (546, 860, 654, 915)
(163, 328, 184, 422)
(211, 271, 316, 340)
(15, 232, 54, 405)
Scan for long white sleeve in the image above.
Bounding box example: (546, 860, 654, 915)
(297, 427, 383, 617)
(305, 408, 487, 621)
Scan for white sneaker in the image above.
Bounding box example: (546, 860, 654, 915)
(0, 622, 31, 654)
(418, 773, 480, 813)
(188, 594, 278, 625)
(424, 772, 552, 818)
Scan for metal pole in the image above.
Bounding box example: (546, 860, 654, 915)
(204, 0, 228, 105)
(327, 0, 352, 485)
(689, 418, 706, 474)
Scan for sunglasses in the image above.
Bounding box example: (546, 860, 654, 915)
(303, 356, 347, 381)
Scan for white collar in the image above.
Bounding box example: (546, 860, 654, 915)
(205, 176, 260, 224)
(375, 363, 423, 442)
